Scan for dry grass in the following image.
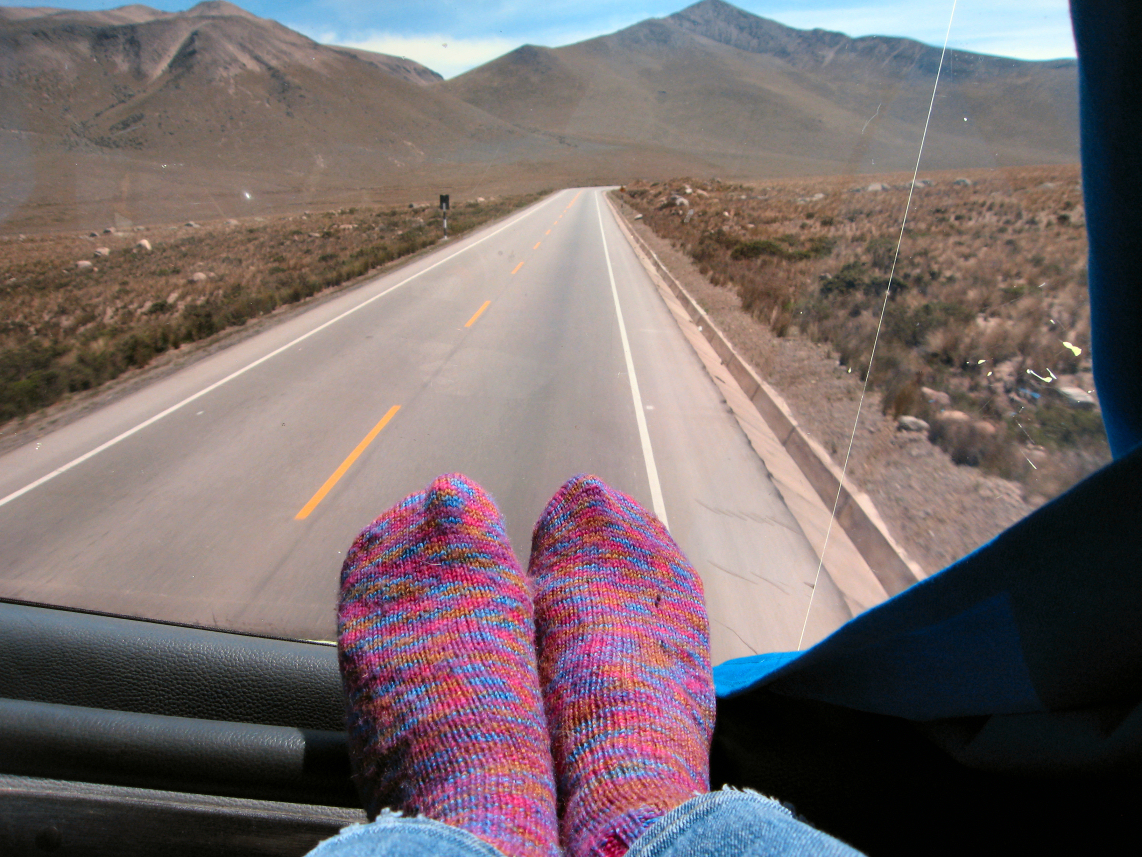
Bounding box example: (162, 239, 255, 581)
(0, 191, 548, 426)
(621, 165, 1110, 499)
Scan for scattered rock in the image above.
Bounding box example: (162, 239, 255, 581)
(633, 214, 643, 220)
(93, 247, 110, 257)
(337, 223, 355, 230)
(992, 359, 1021, 392)
(1056, 385, 1097, 409)
(476, 197, 485, 202)
(866, 182, 890, 192)
(935, 409, 972, 424)
(226, 219, 240, 226)
(897, 415, 930, 433)
(185, 221, 200, 228)
(102, 227, 114, 234)
(135, 239, 151, 251)
(920, 386, 952, 408)
(972, 420, 998, 436)
(912, 179, 933, 188)
(188, 272, 208, 283)
(88, 231, 99, 238)
(76, 260, 93, 271)
(954, 177, 973, 187)
(668, 194, 689, 207)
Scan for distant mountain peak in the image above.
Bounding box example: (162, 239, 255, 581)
(186, 1, 259, 19)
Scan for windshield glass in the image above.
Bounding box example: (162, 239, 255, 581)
(0, 0, 1095, 660)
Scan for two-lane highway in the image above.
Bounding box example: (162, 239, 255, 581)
(0, 189, 852, 662)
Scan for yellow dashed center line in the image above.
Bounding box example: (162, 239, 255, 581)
(295, 405, 401, 520)
(533, 241, 541, 250)
(511, 261, 524, 275)
(464, 300, 491, 328)
(545, 229, 551, 235)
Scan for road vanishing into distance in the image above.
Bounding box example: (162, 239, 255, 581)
(0, 189, 853, 664)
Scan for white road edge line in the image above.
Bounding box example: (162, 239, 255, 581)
(0, 192, 567, 511)
(595, 191, 670, 529)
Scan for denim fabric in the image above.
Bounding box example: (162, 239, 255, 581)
(305, 809, 506, 857)
(628, 788, 866, 857)
(305, 789, 866, 857)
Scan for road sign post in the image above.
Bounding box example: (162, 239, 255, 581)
(440, 194, 450, 238)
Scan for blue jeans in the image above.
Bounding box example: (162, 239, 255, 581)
(305, 787, 866, 856)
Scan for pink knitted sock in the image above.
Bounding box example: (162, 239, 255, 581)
(339, 473, 560, 857)
(528, 475, 715, 857)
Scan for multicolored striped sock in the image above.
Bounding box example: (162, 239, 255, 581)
(528, 475, 715, 857)
(338, 473, 560, 857)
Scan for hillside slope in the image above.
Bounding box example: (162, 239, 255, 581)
(0, 1, 554, 230)
(445, 0, 1078, 176)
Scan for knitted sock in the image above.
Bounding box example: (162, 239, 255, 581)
(338, 473, 560, 857)
(528, 475, 715, 857)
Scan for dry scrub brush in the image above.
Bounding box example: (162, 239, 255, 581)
(0, 192, 547, 426)
(622, 166, 1108, 499)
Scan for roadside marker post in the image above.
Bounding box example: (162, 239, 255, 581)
(440, 193, 450, 238)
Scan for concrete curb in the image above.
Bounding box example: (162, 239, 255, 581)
(609, 195, 925, 596)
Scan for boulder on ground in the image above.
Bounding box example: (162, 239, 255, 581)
(135, 239, 151, 252)
(76, 260, 93, 271)
(935, 409, 972, 423)
(1057, 385, 1097, 409)
(185, 221, 200, 228)
(188, 272, 208, 283)
(866, 182, 890, 192)
(954, 177, 973, 187)
(93, 247, 110, 257)
(920, 386, 952, 408)
(897, 415, 930, 433)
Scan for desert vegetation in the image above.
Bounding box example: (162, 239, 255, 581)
(621, 165, 1109, 499)
(0, 192, 548, 427)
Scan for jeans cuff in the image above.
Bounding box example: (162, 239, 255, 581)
(627, 786, 865, 857)
(306, 809, 508, 857)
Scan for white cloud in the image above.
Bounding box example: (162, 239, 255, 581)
(328, 33, 520, 78)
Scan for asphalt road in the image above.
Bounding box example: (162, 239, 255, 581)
(0, 189, 852, 663)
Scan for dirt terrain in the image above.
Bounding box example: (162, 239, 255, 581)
(612, 180, 1097, 575)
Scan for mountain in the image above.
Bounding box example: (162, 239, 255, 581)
(330, 46, 443, 86)
(445, 0, 1078, 177)
(0, 0, 1078, 232)
(0, 1, 559, 230)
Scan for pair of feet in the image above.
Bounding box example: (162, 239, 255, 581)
(338, 474, 715, 857)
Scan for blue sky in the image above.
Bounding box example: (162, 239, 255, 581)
(7, 1, 1076, 78)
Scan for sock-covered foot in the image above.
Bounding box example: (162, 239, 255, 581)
(339, 473, 560, 857)
(528, 475, 715, 857)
